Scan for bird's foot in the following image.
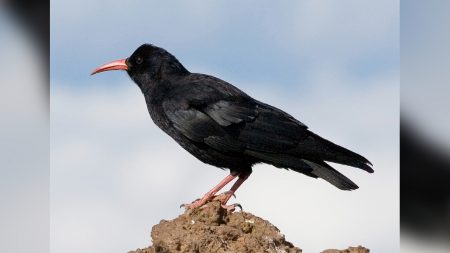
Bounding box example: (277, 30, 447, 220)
(221, 202, 242, 212)
(213, 191, 242, 212)
(180, 195, 215, 210)
(181, 191, 241, 211)
(180, 199, 206, 209)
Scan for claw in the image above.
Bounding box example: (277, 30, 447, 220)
(180, 198, 201, 208)
(181, 197, 212, 210)
(220, 203, 242, 212)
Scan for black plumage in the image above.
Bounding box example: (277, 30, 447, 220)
(92, 44, 373, 208)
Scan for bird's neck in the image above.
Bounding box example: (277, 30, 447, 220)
(134, 70, 188, 96)
(139, 77, 174, 106)
(162, 58, 189, 77)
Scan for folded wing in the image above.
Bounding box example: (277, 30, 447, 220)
(163, 76, 372, 190)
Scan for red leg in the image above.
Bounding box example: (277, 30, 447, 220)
(182, 173, 237, 209)
(214, 172, 251, 210)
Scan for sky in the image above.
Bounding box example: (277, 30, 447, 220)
(0, 9, 48, 253)
(401, 0, 450, 152)
(51, 1, 399, 252)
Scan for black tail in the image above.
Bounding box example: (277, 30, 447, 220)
(245, 150, 360, 190)
(294, 131, 374, 173)
(301, 160, 359, 190)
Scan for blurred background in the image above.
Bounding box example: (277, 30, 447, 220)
(401, 1, 450, 252)
(0, 1, 48, 253)
(51, 1, 398, 253)
(2, 1, 449, 253)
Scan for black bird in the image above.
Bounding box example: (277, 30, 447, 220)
(92, 44, 373, 210)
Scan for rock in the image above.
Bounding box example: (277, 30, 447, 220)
(321, 246, 370, 253)
(129, 201, 300, 253)
(128, 200, 368, 253)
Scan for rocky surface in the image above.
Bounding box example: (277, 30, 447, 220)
(321, 246, 369, 253)
(128, 200, 368, 253)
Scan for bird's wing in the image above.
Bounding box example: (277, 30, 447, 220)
(164, 108, 225, 143)
(162, 74, 309, 154)
(234, 103, 309, 153)
(162, 76, 371, 190)
(163, 101, 310, 158)
(203, 100, 257, 127)
(162, 99, 246, 153)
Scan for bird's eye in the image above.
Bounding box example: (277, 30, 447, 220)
(136, 57, 143, 64)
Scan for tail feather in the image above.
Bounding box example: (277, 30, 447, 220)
(302, 160, 359, 190)
(245, 150, 360, 190)
(294, 131, 374, 173)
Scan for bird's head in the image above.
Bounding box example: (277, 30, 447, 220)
(92, 44, 189, 89)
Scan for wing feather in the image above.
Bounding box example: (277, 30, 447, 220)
(164, 108, 226, 143)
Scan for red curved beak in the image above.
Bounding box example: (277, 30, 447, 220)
(91, 59, 128, 75)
